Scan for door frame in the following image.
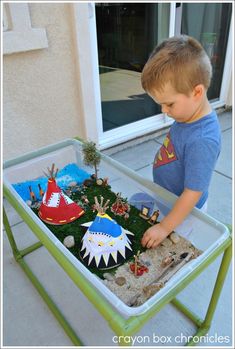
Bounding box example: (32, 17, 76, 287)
(73, 2, 232, 150)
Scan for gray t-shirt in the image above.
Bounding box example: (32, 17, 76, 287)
(153, 110, 221, 208)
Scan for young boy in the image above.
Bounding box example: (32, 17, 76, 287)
(141, 35, 221, 249)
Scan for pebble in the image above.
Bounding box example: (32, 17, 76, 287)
(161, 255, 174, 267)
(115, 276, 126, 286)
(68, 181, 77, 187)
(103, 273, 115, 281)
(143, 282, 164, 298)
(161, 238, 173, 247)
(63, 235, 75, 248)
(169, 232, 181, 244)
(31, 202, 41, 209)
(96, 179, 103, 185)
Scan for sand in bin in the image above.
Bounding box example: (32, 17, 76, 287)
(102, 233, 201, 307)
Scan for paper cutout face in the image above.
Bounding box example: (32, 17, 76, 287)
(80, 213, 134, 269)
(38, 178, 84, 225)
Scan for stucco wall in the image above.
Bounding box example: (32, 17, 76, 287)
(3, 3, 86, 161)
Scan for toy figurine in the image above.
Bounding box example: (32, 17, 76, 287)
(38, 184, 44, 199)
(29, 186, 36, 203)
(139, 205, 150, 220)
(148, 210, 160, 225)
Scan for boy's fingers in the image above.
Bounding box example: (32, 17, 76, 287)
(152, 240, 159, 249)
(146, 239, 154, 249)
(141, 238, 147, 247)
(141, 232, 149, 246)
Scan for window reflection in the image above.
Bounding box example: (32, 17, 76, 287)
(181, 3, 232, 101)
(96, 3, 170, 131)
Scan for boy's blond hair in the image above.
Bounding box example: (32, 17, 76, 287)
(141, 35, 212, 95)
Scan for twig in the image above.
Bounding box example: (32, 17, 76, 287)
(158, 251, 193, 284)
(134, 255, 138, 276)
(51, 163, 55, 177)
(143, 251, 194, 300)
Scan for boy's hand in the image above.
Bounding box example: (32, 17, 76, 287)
(141, 223, 171, 249)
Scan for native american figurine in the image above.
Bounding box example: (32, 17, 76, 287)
(80, 196, 134, 269)
(38, 164, 85, 225)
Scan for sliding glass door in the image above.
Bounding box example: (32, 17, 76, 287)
(95, 3, 170, 131)
(180, 2, 232, 101)
(86, 2, 232, 147)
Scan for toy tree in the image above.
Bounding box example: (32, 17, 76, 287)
(82, 141, 101, 178)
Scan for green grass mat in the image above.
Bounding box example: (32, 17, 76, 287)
(33, 181, 152, 278)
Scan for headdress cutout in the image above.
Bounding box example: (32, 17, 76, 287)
(80, 196, 133, 269)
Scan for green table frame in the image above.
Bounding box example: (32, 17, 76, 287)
(3, 184, 232, 347)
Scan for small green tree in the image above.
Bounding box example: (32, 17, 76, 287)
(82, 141, 101, 178)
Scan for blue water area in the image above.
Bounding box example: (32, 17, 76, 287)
(12, 163, 91, 202)
(90, 215, 122, 237)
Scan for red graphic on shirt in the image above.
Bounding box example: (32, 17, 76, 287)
(153, 133, 177, 168)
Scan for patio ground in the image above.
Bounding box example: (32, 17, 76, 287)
(2, 110, 233, 347)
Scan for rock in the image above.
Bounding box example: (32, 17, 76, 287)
(161, 255, 175, 267)
(143, 282, 164, 299)
(169, 232, 180, 244)
(31, 201, 40, 209)
(161, 238, 173, 247)
(96, 179, 103, 186)
(63, 235, 75, 248)
(68, 181, 77, 187)
(103, 273, 115, 281)
(115, 276, 126, 286)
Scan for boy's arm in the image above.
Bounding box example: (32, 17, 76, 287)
(141, 188, 202, 248)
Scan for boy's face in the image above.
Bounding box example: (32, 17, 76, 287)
(150, 83, 204, 123)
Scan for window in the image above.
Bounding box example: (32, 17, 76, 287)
(73, 2, 232, 149)
(96, 3, 171, 131)
(180, 2, 232, 101)
(3, 3, 48, 55)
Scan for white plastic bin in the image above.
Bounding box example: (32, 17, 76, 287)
(3, 139, 230, 318)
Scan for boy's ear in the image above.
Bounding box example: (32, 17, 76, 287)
(193, 84, 204, 98)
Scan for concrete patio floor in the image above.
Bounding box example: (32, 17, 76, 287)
(2, 110, 233, 347)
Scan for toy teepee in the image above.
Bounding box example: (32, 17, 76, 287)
(80, 196, 134, 269)
(38, 164, 85, 225)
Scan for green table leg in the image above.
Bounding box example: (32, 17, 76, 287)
(186, 242, 232, 346)
(3, 207, 22, 261)
(3, 202, 232, 347)
(3, 206, 84, 346)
